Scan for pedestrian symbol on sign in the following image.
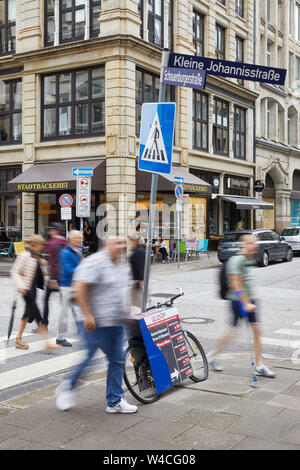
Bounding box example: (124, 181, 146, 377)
(141, 113, 168, 164)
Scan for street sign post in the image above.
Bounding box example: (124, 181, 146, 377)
(76, 176, 91, 229)
(59, 194, 73, 235)
(174, 185, 183, 269)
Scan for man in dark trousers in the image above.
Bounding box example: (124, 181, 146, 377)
(128, 233, 146, 311)
(42, 222, 67, 328)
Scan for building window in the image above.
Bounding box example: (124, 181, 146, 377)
(193, 91, 208, 151)
(41, 66, 105, 140)
(193, 11, 204, 56)
(0, 0, 16, 56)
(136, 69, 174, 136)
(138, 0, 173, 48)
(90, 0, 101, 37)
(289, 52, 293, 88)
(0, 79, 22, 145)
(236, 35, 244, 85)
(290, 0, 293, 35)
(217, 0, 226, 5)
(267, 41, 272, 66)
(215, 24, 225, 60)
(235, 0, 244, 17)
(213, 98, 229, 156)
(296, 56, 300, 91)
(267, 0, 271, 23)
(45, 0, 55, 46)
(233, 106, 246, 159)
(296, 2, 300, 41)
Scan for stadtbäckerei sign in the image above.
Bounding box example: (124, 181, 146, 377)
(168, 53, 286, 86)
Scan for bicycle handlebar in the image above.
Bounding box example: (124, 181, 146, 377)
(146, 290, 184, 311)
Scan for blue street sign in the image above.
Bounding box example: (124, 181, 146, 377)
(168, 53, 287, 86)
(162, 67, 206, 90)
(174, 176, 184, 185)
(138, 103, 176, 175)
(73, 168, 94, 177)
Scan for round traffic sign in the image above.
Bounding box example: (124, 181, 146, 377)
(175, 184, 183, 200)
(80, 195, 89, 205)
(80, 178, 89, 190)
(59, 194, 73, 208)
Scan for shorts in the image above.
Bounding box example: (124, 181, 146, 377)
(231, 300, 259, 328)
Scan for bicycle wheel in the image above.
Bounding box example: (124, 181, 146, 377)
(183, 330, 208, 382)
(123, 345, 160, 404)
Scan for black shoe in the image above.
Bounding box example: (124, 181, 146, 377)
(56, 339, 72, 347)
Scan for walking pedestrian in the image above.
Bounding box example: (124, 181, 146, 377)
(207, 234, 276, 378)
(42, 222, 67, 328)
(10, 235, 59, 350)
(128, 232, 145, 310)
(55, 236, 138, 414)
(56, 230, 82, 347)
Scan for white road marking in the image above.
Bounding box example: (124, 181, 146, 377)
(0, 348, 104, 392)
(260, 336, 300, 349)
(0, 337, 79, 362)
(274, 328, 300, 337)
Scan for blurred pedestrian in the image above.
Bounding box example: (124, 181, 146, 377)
(10, 235, 59, 350)
(128, 233, 145, 310)
(207, 234, 276, 378)
(55, 236, 138, 414)
(56, 230, 82, 347)
(156, 235, 168, 263)
(42, 222, 67, 328)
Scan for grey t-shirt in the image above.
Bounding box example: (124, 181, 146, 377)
(226, 254, 256, 301)
(72, 249, 130, 327)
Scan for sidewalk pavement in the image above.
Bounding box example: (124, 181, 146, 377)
(1, 353, 300, 450)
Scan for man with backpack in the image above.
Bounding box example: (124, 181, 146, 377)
(207, 234, 276, 378)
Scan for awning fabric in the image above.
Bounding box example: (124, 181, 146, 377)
(136, 166, 211, 194)
(7, 158, 106, 192)
(219, 195, 273, 210)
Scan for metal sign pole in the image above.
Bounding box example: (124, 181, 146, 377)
(141, 49, 170, 312)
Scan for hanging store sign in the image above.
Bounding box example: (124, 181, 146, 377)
(254, 180, 265, 192)
(168, 53, 287, 86)
(227, 178, 250, 190)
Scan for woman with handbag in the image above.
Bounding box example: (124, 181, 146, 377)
(10, 234, 59, 350)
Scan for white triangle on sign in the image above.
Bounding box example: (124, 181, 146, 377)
(141, 112, 168, 164)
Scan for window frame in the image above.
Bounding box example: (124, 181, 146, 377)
(215, 23, 225, 60)
(59, 0, 86, 44)
(41, 65, 105, 141)
(0, 78, 22, 146)
(90, 0, 101, 38)
(217, 0, 226, 5)
(44, 0, 55, 47)
(0, 0, 16, 56)
(193, 10, 204, 56)
(236, 35, 244, 86)
(233, 105, 246, 160)
(213, 97, 229, 156)
(235, 0, 244, 18)
(138, 0, 173, 49)
(192, 90, 208, 151)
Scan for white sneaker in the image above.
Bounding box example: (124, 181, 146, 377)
(207, 352, 223, 372)
(55, 380, 75, 411)
(106, 397, 138, 414)
(255, 364, 276, 378)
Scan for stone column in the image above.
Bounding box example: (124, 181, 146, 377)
(16, 0, 43, 53)
(275, 188, 291, 233)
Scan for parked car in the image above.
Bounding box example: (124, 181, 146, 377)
(280, 226, 300, 252)
(218, 229, 293, 267)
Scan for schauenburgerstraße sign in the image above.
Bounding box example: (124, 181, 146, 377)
(168, 53, 286, 86)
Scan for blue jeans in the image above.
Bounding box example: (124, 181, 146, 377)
(70, 324, 125, 407)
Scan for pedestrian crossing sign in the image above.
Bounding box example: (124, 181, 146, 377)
(138, 102, 176, 175)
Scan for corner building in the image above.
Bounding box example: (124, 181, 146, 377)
(0, 0, 262, 244)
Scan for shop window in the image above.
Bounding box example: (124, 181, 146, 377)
(233, 106, 246, 160)
(0, 0, 16, 56)
(135, 68, 174, 136)
(44, 0, 101, 46)
(193, 11, 204, 56)
(213, 98, 229, 156)
(192, 90, 208, 151)
(41, 65, 105, 140)
(215, 24, 225, 60)
(0, 78, 22, 145)
(138, 0, 173, 49)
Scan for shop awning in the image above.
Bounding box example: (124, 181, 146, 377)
(7, 158, 106, 192)
(218, 195, 273, 210)
(136, 166, 211, 194)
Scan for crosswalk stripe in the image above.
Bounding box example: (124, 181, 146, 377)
(274, 328, 300, 337)
(0, 349, 105, 392)
(0, 337, 79, 362)
(260, 336, 300, 349)
(0, 332, 32, 343)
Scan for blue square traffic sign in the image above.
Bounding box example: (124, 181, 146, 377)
(138, 103, 176, 175)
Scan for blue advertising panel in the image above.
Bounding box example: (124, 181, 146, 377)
(162, 67, 206, 90)
(168, 53, 286, 86)
(138, 103, 176, 175)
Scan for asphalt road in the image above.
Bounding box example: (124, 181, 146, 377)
(1, 255, 300, 400)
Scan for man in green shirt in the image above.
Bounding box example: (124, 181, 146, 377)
(207, 234, 276, 378)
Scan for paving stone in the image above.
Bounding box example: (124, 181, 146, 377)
(226, 416, 294, 441)
(282, 384, 300, 398)
(232, 437, 300, 450)
(0, 423, 21, 442)
(4, 385, 57, 408)
(0, 438, 61, 450)
(136, 402, 190, 421)
(117, 439, 188, 450)
(226, 399, 283, 419)
(274, 359, 300, 371)
(118, 418, 192, 443)
(271, 408, 300, 428)
(247, 389, 277, 403)
(61, 430, 134, 450)
(0, 407, 14, 416)
(167, 390, 241, 413)
(271, 367, 300, 384)
(174, 408, 241, 431)
(280, 425, 300, 446)
(17, 420, 89, 446)
(170, 425, 245, 450)
(183, 373, 255, 397)
(266, 394, 300, 411)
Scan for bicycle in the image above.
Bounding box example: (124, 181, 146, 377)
(124, 290, 208, 404)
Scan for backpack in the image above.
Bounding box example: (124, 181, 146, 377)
(219, 261, 228, 299)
